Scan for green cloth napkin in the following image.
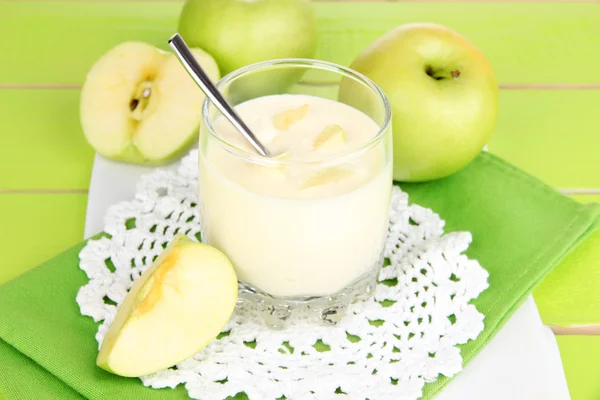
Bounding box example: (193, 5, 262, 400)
(1, 152, 599, 400)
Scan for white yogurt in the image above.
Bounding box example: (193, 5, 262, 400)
(199, 94, 392, 297)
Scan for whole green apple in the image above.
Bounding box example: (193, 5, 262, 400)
(342, 23, 498, 182)
(178, 0, 318, 76)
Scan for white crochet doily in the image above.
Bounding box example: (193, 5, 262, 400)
(77, 150, 489, 400)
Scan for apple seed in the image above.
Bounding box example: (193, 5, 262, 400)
(129, 99, 139, 111)
(130, 82, 153, 120)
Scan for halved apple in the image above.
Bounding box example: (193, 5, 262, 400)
(80, 41, 220, 165)
(97, 234, 238, 377)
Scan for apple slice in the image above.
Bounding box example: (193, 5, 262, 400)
(272, 104, 308, 130)
(80, 41, 220, 165)
(97, 234, 238, 377)
(301, 167, 353, 189)
(313, 124, 346, 150)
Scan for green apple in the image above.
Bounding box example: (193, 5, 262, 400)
(97, 234, 238, 377)
(80, 41, 220, 165)
(178, 0, 317, 76)
(341, 23, 499, 182)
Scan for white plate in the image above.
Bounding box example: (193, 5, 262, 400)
(84, 153, 571, 400)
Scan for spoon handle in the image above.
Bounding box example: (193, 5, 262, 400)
(168, 33, 270, 157)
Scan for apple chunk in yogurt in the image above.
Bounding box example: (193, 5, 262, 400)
(199, 94, 392, 298)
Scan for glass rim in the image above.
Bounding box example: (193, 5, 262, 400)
(201, 58, 392, 167)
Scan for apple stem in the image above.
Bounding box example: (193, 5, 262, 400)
(426, 65, 460, 81)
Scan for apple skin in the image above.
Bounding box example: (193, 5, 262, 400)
(104, 129, 198, 166)
(344, 23, 499, 182)
(104, 130, 196, 166)
(178, 0, 318, 76)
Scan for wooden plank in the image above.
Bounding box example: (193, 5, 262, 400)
(1, 2, 599, 85)
(0, 1, 178, 86)
(568, 194, 600, 203)
(537, 224, 600, 327)
(0, 194, 88, 284)
(315, 2, 600, 85)
(0, 89, 94, 191)
(488, 90, 600, 189)
(534, 193, 600, 328)
(557, 336, 600, 399)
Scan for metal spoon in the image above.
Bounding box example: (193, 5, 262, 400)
(168, 33, 270, 157)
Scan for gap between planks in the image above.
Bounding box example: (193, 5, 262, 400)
(559, 188, 600, 195)
(2, 188, 600, 195)
(5, 0, 599, 3)
(549, 325, 600, 336)
(0, 189, 88, 194)
(2, 83, 600, 90)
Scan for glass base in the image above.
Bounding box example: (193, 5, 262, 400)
(236, 257, 382, 330)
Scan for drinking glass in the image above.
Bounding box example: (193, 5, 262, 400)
(198, 59, 392, 328)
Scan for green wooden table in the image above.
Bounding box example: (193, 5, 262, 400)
(1, 1, 599, 399)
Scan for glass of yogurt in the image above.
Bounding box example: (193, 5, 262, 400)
(198, 59, 392, 328)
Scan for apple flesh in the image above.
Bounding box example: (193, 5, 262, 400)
(97, 234, 238, 377)
(342, 23, 499, 182)
(178, 0, 317, 76)
(80, 42, 220, 165)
